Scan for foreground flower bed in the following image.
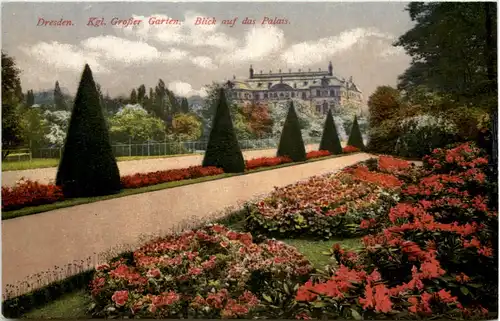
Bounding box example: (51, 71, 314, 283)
(292, 142, 497, 319)
(244, 157, 411, 239)
(2, 151, 337, 212)
(90, 225, 313, 318)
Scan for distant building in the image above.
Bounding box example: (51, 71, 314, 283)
(226, 62, 363, 115)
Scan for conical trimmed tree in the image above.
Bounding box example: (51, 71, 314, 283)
(202, 88, 245, 173)
(277, 101, 306, 162)
(319, 110, 342, 154)
(347, 114, 365, 150)
(56, 64, 121, 197)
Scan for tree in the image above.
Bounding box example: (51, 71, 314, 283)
(171, 113, 202, 141)
(2, 51, 25, 159)
(54, 81, 68, 111)
(109, 106, 166, 143)
(367, 86, 402, 128)
(137, 85, 146, 104)
(22, 108, 49, 149)
(395, 2, 497, 106)
(26, 90, 35, 106)
(347, 115, 365, 150)
(56, 64, 121, 198)
(319, 110, 342, 154)
(202, 88, 245, 173)
(167, 89, 180, 116)
(242, 102, 273, 138)
(130, 89, 138, 104)
(277, 101, 306, 162)
(180, 97, 190, 114)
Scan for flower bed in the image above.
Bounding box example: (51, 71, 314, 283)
(89, 225, 313, 319)
(245, 156, 293, 170)
(343, 145, 360, 153)
(1, 179, 64, 211)
(244, 161, 404, 240)
(291, 142, 497, 319)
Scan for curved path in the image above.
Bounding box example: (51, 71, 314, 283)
(1, 144, 319, 187)
(2, 152, 372, 296)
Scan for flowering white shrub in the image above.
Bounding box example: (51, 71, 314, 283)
(43, 110, 71, 146)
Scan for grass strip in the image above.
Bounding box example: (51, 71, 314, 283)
(3, 153, 357, 221)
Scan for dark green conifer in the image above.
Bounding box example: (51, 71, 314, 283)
(56, 64, 121, 197)
(277, 101, 306, 162)
(319, 109, 342, 154)
(347, 114, 365, 150)
(202, 88, 245, 173)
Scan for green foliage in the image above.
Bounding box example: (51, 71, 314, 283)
(56, 64, 121, 198)
(277, 102, 306, 162)
(180, 97, 190, 114)
(26, 90, 35, 107)
(2, 52, 25, 159)
(130, 89, 137, 104)
(319, 110, 342, 155)
(396, 2, 497, 106)
(108, 107, 166, 143)
(366, 118, 401, 154)
(202, 88, 245, 173)
(367, 86, 401, 128)
(347, 115, 365, 150)
(171, 113, 202, 141)
(54, 81, 68, 111)
(22, 108, 49, 149)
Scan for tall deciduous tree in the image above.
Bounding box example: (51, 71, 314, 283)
(367, 86, 402, 128)
(277, 101, 306, 162)
(2, 51, 25, 159)
(137, 84, 146, 104)
(56, 64, 121, 197)
(202, 88, 245, 173)
(319, 110, 342, 155)
(130, 89, 138, 104)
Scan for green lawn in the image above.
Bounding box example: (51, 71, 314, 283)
(23, 290, 91, 319)
(2, 154, 350, 220)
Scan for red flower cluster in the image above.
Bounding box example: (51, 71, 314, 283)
(306, 150, 331, 159)
(1, 179, 64, 211)
(378, 155, 411, 173)
(245, 156, 293, 170)
(121, 166, 224, 188)
(347, 165, 403, 189)
(343, 145, 360, 153)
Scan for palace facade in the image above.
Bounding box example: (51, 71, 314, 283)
(226, 62, 363, 115)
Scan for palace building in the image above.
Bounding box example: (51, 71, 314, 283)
(226, 62, 363, 115)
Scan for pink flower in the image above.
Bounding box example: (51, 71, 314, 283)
(111, 290, 129, 306)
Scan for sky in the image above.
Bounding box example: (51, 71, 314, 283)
(1, 2, 414, 100)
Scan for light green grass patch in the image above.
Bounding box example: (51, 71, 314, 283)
(22, 290, 91, 319)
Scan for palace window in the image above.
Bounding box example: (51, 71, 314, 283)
(268, 82, 272, 88)
(302, 92, 307, 99)
(291, 92, 295, 98)
(316, 90, 321, 97)
(330, 90, 334, 97)
(264, 93, 268, 98)
(285, 92, 289, 98)
(293, 83, 297, 88)
(280, 93, 284, 98)
(257, 83, 262, 87)
(304, 81, 308, 86)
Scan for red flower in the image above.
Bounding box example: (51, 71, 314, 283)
(111, 290, 129, 306)
(343, 145, 360, 153)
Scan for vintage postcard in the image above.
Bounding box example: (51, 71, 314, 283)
(1, 1, 498, 319)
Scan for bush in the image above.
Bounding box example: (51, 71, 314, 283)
(347, 115, 365, 150)
(395, 114, 459, 159)
(277, 102, 307, 162)
(366, 118, 401, 154)
(202, 88, 245, 173)
(89, 225, 313, 319)
(319, 110, 343, 155)
(294, 142, 497, 320)
(56, 64, 121, 197)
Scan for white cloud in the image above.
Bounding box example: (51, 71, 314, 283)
(191, 56, 217, 69)
(168, 81, 208, 97)
(220, 25, 285, 64)
(281, 28, 394, 67)
(81, 35, 165, 64)
(20, 41, 109, 73)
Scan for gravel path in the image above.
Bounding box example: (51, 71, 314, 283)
(2, 152, 373, 295)
(1, 144, 319, 187)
